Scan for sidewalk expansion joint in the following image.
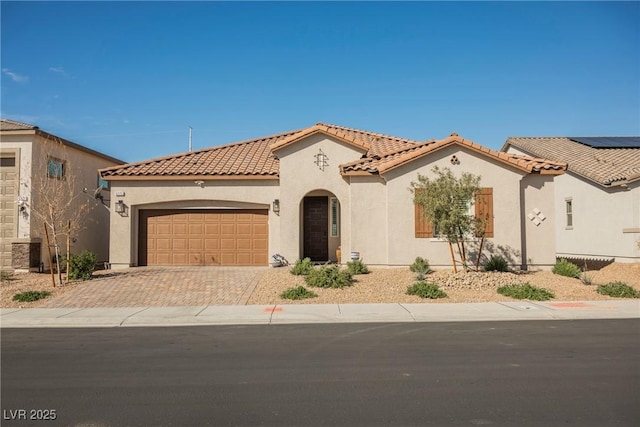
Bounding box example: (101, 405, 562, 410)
(119, 307, 151, 326)
(56, 308, 89, 318)
(398, 304, 416, 321)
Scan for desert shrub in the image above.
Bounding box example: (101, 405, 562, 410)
(484, 255, 509, 272)
(1, 271, 14, 283)
(552, 259, 581, 278)
(497, 282, 554, 301)
(406, 281, 447, 299)
(347, 258, 369, 275)
(280, 286, 318, 300)
(580, 271, 594, 285)
(291, 258, 313, 276)
(13, 290, 51, 302)
(597, 282, 640, 298)
(410, 257, 431, 275)
(305, 265, 353, 289)
(68, 250, 97, 280)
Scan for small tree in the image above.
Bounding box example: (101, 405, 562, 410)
(28, 138, 92, 286)
(412, 166, 486, 272)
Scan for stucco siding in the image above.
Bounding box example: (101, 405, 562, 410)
(506, 144, 639, 262)
(554, 173, 639, 262)
(276, 134, 363, 263)
(384, 145, 527, 268)
(521, 174, 557, 269)
(108, 180, 279, 268)
(348, 176, 388, 264)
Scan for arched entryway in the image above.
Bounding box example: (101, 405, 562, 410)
(301, 190, 341, 262)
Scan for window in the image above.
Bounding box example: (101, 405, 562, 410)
(414, 187, 494, 238)
(330, 197, 340, 237)
(47, 157, 65, 179)
(565, 199, 573, 228)
(0, 154, 16, 168)
(97, 175, 109, 190)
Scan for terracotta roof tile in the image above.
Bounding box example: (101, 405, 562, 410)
(341, 134, 566, 176)
(503, 137, 640, 186)
(100, 123, 566, 180)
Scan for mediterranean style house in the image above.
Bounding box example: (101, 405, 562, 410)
(0, 119, 123, 271)
(503, 136, 640, 263)
(100, 123, 567, 270)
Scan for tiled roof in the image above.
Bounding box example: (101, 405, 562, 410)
(503, 137, 640, 186)
(100, 124, 566, 180)
(341, 133, 567, 176)
(100, 129, 302, 179)
(1, 118, 38, 131)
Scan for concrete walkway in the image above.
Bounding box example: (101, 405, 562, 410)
(1, 300, 638, 328)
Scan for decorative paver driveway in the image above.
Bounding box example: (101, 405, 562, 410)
(42, 266, 268, 308)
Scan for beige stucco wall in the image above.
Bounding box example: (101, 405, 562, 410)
(521, 174, 557, 269)
(275, 134, 365, 263)
(1, 132, 118, 269)
(382, 145, 533, 268)
(348, 175, 388, 264)
(507, 145, 639, 262)
(107, 179, 279, 269)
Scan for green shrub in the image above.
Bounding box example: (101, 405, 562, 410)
(13, 290, 51, 302)
(597, 282, 640, 298)
(347, 258, 369, 275)
(305, 265, 353, 289)
(1, 271, 14, 283)
(280, 286, 318, 300)
(497, 282, 554, 301)
(484, 255, 509, 272)
(68, 250, 97, 280)
(291, 258, 313, 276)
(410, 257, 431, 275)
(406, 281, 447, 299)
(552, 259, 581, 278)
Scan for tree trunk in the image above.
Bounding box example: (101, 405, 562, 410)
(66, 220, 71, 284)
(475, 236, 485, 272)
(448, 242, 457, 273)
(43, 223, 56, 288)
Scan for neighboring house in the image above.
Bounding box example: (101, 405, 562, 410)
(100, 123, 566, 270)
(0, 119, 124, 272)
(502, 136, 640, 263)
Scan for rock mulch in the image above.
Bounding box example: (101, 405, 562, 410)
(248, 262, 640, 305)
(2, 262, 638, 308)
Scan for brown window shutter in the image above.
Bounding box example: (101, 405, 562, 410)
(414, 190, 434, 238)
(475, 187, 494, 238)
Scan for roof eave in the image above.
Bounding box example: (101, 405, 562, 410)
(101, 174, 279, 181)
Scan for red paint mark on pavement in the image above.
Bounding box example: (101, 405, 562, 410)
(549, 302, 590, 308)
(263, 307, 283, 313)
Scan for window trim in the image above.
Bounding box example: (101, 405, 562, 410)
(47, 156, 66, 180)
(565, 198, 573, 229)
(330, 197, 340, 237)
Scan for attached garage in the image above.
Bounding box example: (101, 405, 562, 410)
(139, 209, 268, 266)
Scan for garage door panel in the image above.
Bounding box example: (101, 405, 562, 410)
(221, 223, 236, 235)
(237, 238, 251, 250)
(141, 209, 268, 266)
(220, 238, 235, 250)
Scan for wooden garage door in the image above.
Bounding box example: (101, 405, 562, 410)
(139, 209, 268, 266)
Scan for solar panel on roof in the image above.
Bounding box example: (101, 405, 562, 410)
(569, 137, 640, 149)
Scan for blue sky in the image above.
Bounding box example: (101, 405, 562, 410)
(2, 1, 638, 163)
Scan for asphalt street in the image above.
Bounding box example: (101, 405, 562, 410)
(2, 319, 639, 427)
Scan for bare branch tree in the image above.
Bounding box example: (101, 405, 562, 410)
(27, 137, 92, 286)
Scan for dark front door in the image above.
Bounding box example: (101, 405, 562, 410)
(303, 196, 328, 261)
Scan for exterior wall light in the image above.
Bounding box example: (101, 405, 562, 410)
(115, 200, 125, 214)
(273, 199, 280, 215)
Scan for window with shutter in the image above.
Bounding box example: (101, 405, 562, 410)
(414, 189, 433, 238)
(474, 187, 494, 238)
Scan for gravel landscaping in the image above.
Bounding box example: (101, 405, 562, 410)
(248, 262, 640, 305)
(2, 262, 639, 308)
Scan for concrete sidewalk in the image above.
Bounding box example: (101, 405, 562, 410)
(1, 300, 638, 328)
